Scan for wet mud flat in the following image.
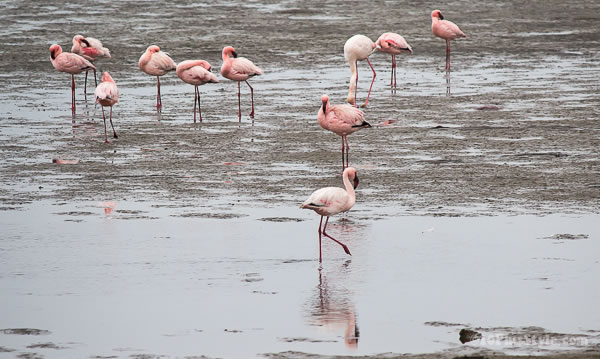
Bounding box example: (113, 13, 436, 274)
(1, 0, 600, 358)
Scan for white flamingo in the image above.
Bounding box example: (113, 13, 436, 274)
(344, 34, 378, 107)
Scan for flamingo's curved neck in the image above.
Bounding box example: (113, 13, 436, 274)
(342, 171, 356, 199)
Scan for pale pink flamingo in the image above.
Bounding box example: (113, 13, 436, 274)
(376, 32, 413, 88)
(138, 45, 177, 111)
(431, 10, 467, 71)
(318, 95, 371, 172)
(71, 35, 111, 94)
(300, 167, 360, 262)
(344, 35, 378, 107)
(94, 72, 119, 143)
(220, 46, 263, 121)
(176, 60, 219, 123)
(49, 44, 96, 115)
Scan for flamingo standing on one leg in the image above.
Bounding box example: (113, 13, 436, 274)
(431, 10, 467, 71)
(176, 60, 219, 123)
(220, 46, 263, 121)
(376, 32, 413, 89)
(344, 35, 378, 107)
(71, 35, 111, 95)
(300, 167, 360, 262)
(95, 71, 119, 143)
(318, 95, 371, 172)
(138, 45, 177, 111)
(49, 44, 96, 116)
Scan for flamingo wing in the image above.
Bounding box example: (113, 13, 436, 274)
(95, 81, 119, 103)
(231, 57, 263, 77)
(302, 187, 348, 212)
(438, 20, 467, 39)
(330, 104, 366, 127)
(151, 51, 177, 72)
(55, 53, 95, 73)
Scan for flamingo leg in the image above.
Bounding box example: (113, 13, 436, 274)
(446, 39, 451, 71)
(84, 70, 88, 97)
(93, 68, 98, 87)
(71, 74, 76, 115)
(193, 86, 198, 123)
(101, 106, 108, 143)
(353, 60, 358, 108)
(109, 106, 118, 138)
(393, 54, 397, 89)
(245, 80, 255, 118)
(197, 86, 203, 123)
(322, 217, 352, 256)
(318, 216, 324, 262)
(345, 135, 350, 169)
(156, 76, 162, 111)
(341, 135, 345, 172)
(363, 58, 376, 108)
(237, 81, 241, 121)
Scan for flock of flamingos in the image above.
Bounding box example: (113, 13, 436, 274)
(48, 10, 466, 262)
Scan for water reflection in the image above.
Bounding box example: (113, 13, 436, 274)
(308, 262, 359, 349)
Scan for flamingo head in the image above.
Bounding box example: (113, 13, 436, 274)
(102, 71, 115, 83)
(198, 60, 212, 71)
(146, 45, 161, 54)
(49, 44, 62, 60)
(344, 167, 359, 189)
(73, 34, 90, 47)
(431, 10, 444, 20)
(223, 46, 238, 58)
(321, 94, 329, 112)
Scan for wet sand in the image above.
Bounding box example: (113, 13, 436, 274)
(0, 0, 599, 358)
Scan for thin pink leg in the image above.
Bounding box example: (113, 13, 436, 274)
(393, 54, 397, 88)
(196, 86, 203, 122)
(237, 81, 241, 121)
(363, 58, 376, 108)
(109, 106, 118, 138)
(345, 135, 350, 169)
(101, 106, 108, 143)
(84, 70, 88, 97)
(193, 86, 198, 123)
(156, 76, 162, 111)
(71, 74, 76, 115)
(390, 55, 394, 87)
(354, 60, 358, 108)
(245, 80, 255, 118)
(318, 216, 323, 262)
(341, 135, 345, 172)
(322, 217, 351, 256)
(93, 68, 98, 87)
(446, 39, 451, 71)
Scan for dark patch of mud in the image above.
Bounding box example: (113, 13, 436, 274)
(460, 328, 483, 344)
(542, 233, 590, 241)
(0, 346, 15, 352)
(53, 211, 95, 216)
(279, 337, 338, 343)
(26, 342, 64, 349)
(172, 212, 247, 219)
(0, 328, 50, 335)
(258, 217, 305, 222)
(424, 321, 466, 327)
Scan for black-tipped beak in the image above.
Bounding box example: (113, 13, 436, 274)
(50, 49, 56, 60)
(439, 13, 444, 20)
(232, 51, 238, 58)
(322, 101, 327, 113)
(362, 121, 372, 128)
(353, 176, 360, 189)
(81, 38, 90, 47)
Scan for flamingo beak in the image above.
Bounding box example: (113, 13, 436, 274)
(232, 51, 238, 58)
(439, 13, 444, 20)
(353, 176, 360, 189)
(322, 100, 327, 113)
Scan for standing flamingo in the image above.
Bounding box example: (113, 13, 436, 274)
(344, 35, 378, 107)
(220, 46, 263, 121)
(376, 32, 413, 89)
(49, 44, 96, 115)
(138, 45, 177, 111)
(431, 10, 467, 71)
(318, 95, 371, 172)
(176, 60, 219, 123)
(300, 167, 360, 262)
(71, 35, 111, 95)
(95, 72, 119, 143)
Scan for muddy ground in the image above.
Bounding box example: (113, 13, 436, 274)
(0, 0, 599, 358)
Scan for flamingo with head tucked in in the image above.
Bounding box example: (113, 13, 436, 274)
(71, 35, 111, 94)
(139, 45, 177, 111)
(376, 32, 412, 88)
(176, 60, 219, 123)
(220, 46, 263, 121)
(431, 10, 467, 71)
(95, 71, 119, 143)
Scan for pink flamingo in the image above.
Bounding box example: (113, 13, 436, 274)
(376, 32, 413, 88)
(138, 45, 177, 111)
(220, 46, 263, 121)
(49, 44, 96, 115)
(431, 10, 467, 71)
(94, 72, 119, 143)
(176, 60, 219, 123)
(300, 167, 360, 262)
(71, 35, 111, 94)
(318, 95, 371, 172)
(344, 35, 378, 107)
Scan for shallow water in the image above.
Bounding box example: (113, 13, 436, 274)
(1, 0, 599, 358)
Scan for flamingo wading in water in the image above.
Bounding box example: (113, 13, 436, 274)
(49, 44, 96, 116)
(95, 72, 119, 143)
(431, 10, 467, 71)
(71, 35, 111, 95)
(176, 60, 219, 123)
(376, 32, 412, 89)
(139, 45, 177, 111)
(344, 35, 378, 107)
(318, 95, 371, 172)
(220, 46, 263, 121)
(301, 167, 360, 262)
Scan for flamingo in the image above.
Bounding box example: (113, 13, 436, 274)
(176, 60, 219, 123)
(300, 167, 360, 262)
(344, 35, 378, 107)
(95, 72, 119, 143)
(220, 46, 263, 121)
(376, 32, 413, 89)
(49, 44, 96, 115)
(138, 45, 177, 111)
(318, 94, 371, 172)
(71, 35, 111, 95)
(431, 10, 467, 71)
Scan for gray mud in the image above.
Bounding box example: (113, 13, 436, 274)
(0, 1, 599, 359)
